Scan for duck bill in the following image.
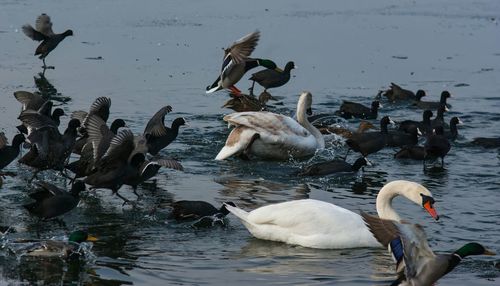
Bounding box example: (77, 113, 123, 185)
(86, 235, 98, 242)
(423, 201, 439, 221)
(484, 249, 496, 255)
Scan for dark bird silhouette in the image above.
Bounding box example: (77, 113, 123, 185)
(398, 110, 433, 135)
(19, 119, 80, 175)
(346, 116, 394, 157)
(471, 137, 500, 148)
(382, 83, 423, 101)
(413, 91, 452, 110)
(424, 126, 451, 169)
(335, 100, 381, 120)
(23, 181, 85, 219)
(0, 133, 26, 175)
(22, 14, 73, 69)
(297, 157, 370, 176)
(387, 126, 421, 147)
(144, 106, 187, 155)
(169, 201, 236, 227)
(394, 146, 425, 160)
(248, 61, 295, 95)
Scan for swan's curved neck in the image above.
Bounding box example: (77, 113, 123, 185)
(376, 185, 418, 221)
(297, 101, 324, 148)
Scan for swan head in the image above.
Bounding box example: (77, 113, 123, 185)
(376, 180, 439, 221)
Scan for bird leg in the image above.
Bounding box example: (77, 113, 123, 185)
(229, 85, 242, 97)
(249, 81, 256, 96)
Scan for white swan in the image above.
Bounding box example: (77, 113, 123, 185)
(215, 91, 324, 160)
(224, 180, 439, 249)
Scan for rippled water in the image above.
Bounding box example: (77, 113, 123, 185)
(0, 0, 499, 285)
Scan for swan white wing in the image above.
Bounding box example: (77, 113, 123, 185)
(228, 199, 380, 249)
(224, 112, 309, 138)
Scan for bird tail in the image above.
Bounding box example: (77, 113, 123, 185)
(206, 76, 222, 93)
(223, 203, 250, 223)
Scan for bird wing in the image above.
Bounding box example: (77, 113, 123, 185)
(398, 223, 436, 280)
(18, 112, 57, 130)
(86, 115, 114, 161)
(225, 30, 260, 64)
(144, 106, 173, 137)
(14, 91, 46, 111)
(35, 14, 54, 36)
(100, 129, 135, 166)
(88, 97, 112, 122)
(22, 25, 47, 41)
(71, 110, 89, 123)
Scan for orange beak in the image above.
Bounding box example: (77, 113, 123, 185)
(424, 201, 439, 221)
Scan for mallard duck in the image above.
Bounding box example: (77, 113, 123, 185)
(205, 31, 281, 95)
(143, 106, 187, 155)
(0, 133, 26, 175)
(413, 91, 452, 110)
(12, 230, 97, 259)
(297, 157, 371, 176)
(23, 181, 85, 219)
(248, 61, 295, 95)
(22, 14, 73, 69)
(424, 126, 451, 169)
(382, 83, 419, 101)
(345, 116, 394, 157)
(224, 180, 439, 249)
(335, 100, 381, 120)
(221, 92, 271, 112)
(318, 121, 376, 137)
(19, 119, 80, 174)
(361, 212, 495, 286)
(215, 91, 324, 160)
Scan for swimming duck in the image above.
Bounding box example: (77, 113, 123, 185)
(361, 212, 495, 286)
(205, 30, 282, 95)
(215, 91, 324, 160)
(143, 106, 187, 155)
(431, 104, 449, 129)
(424, 126, 451, 169)
(22, 14, 73, 69)
(398, 110, 433, 135)
(387, 126, 421, 147)
(221, 92, 274, 112)
(471, 137, 500, 148)
(224, 180, 439, 249)
(382, 83, 419, 101)
(12, 230, 97, 259)
(23, 181, 85, 219)
(19, 119, 80, 174)
(335, 100, 381, 120)
(297, 157, 371, 176)
(345, 116, 394, 157)
(446, 117, 462, 141)
(318, 121, 376, 137)
(394, 146, 425, 160)
(248, 61, 295, 95)
(0, 133, 26, 175)
(413, 91, 452, 110)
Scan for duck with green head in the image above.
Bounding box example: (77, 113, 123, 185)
(361, 212, 495, 286)
(13, 230, 98, 259)
(205, 31, 281, 96)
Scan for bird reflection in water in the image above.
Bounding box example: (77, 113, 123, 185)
(34, 71, 71, 104)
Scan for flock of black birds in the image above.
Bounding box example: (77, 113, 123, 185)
(0, 13, 498, 282)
